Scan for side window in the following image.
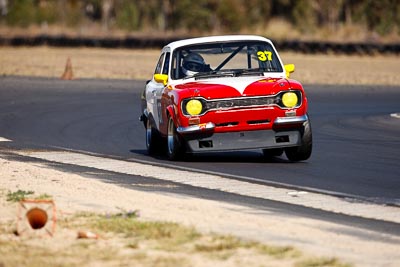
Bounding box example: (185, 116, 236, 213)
(162, 52, 170, 75)
(171, 51, 180, 79)
(154, 53, 165, 74)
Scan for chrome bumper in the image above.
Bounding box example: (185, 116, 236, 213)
(177, 122, 216, 134)
(274, 115, 308, 125)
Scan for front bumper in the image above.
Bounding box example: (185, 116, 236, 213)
(177, 122, 216, 134)
(273, 114, 308, 125)
(176, 115, 308, 134)
(184, 129, 301, 152)
(176, 115, 308, 153)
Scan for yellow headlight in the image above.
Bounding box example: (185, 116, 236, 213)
(282, 92, 298, 108)
(186, 99, 203, 115)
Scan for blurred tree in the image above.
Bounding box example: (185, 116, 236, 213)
(0, 0, 8, 16)
(171, 0, 214, 32)
(5, 0, 35, 27)
(362, 0, 398, 35)
(291, 0, 317, 33)
(244, 0, 272, 29)
(138, 0, 164, 31)
(1, 0, 399, 40)
(216, 0, 244, 32)
(101, 0, 113, 30)
(396, 0, 400, 34)
(342, 0, 353, 25)
(115, 0, 139, 30)
(271, 0, 292, 17)
(159, 0, 171, 31)
(314, 0, 344, 32)
(84, 0, 102, 21)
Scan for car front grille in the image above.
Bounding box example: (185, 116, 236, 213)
(205, 96, 278, 110)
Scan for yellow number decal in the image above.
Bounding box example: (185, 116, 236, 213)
(264, 51, 272, 61)
(257, 51, 272, 61)
(257, 51, 266, 61)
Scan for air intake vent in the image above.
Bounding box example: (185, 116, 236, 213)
(247, 119, 270, 125)
(275, 135, 290, 143)
(199, 140, 213, 148)
(215, 122, 239, 127)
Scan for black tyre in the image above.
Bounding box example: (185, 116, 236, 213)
(146, 118, 161, 155)
(285, 118, 312, 162)
(167, 116, 184, 160)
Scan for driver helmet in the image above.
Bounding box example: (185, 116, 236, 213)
(182, 53, 205, 76)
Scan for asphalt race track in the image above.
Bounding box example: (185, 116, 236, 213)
(1, 76, 399, 206)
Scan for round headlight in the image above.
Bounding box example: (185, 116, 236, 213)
(281, 92, 298, 108)
(186, 99, 203, 115)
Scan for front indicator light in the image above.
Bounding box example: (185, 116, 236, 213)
(282, 92, 298, 108)
(186, 99, 203, 115)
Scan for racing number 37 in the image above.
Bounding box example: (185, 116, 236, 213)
(257, 51, 272, 61)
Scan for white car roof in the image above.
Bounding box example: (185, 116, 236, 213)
(163, 35, 274, 52)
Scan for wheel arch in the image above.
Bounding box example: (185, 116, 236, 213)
(144, 110, 157, 129)
(166, 104, 177, 124)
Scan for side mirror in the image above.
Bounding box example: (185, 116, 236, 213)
(154, 74, 168, 85)
(284, 64, 295, 78)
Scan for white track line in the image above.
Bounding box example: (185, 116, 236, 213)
(0, 137, 11, 142)
(390, 113, 400, 119)
(16, 150, 400, 224)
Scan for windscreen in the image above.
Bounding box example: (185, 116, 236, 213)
(171, 41, 283, 80)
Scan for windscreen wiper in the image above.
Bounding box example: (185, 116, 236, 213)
(187, 70, 236, 80)
(234, 69, 265, 76)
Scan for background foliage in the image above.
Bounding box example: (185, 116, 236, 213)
(1, 0, 399, 41)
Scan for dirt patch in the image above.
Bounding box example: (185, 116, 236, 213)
(0, 46, 399, 85)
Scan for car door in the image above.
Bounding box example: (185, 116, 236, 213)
(145, 52, 168, 130)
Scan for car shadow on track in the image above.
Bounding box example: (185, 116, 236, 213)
(129, 149, 296, 164)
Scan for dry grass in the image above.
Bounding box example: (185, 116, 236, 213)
(0, 46, 158, 80)
(0, 212, 351, 267)
(280, 52, 400, 86)
(0, 46, 399, 85)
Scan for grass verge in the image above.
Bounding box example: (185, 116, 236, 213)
(0, 209, 352, 267)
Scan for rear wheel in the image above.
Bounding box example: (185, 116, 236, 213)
(285, 118, 312, 161)
(167, 116, 184, 160)
(145, 118, 161, 155)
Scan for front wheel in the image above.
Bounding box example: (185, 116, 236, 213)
(167, 116, 184, 160)
(285, 118, 312, 162)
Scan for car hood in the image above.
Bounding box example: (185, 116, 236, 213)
(172, 76, 298, 99)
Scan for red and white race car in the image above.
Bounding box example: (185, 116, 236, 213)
(140, 35, 312, 161)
